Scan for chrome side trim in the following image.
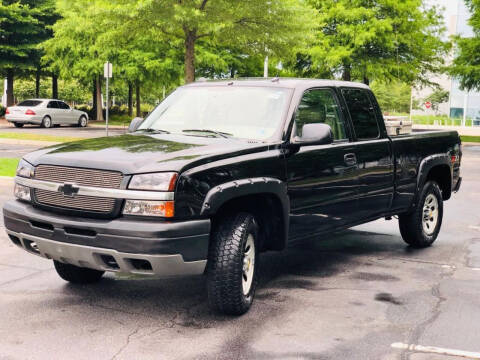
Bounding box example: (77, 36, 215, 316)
(15, 176, 175, 201)
(6, 230, 206, 276)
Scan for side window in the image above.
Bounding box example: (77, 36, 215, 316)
(47, 101, 57, 109)
(342, 88, 380, 139)
(294, 89, 347, 140)
(58, 101, 70, 110)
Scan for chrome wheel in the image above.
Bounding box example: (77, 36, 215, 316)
(242, 234, 255, 296)
(422, 193, 439, 235)
(79, 117, 87, 127)
(43, 117, 52, 128)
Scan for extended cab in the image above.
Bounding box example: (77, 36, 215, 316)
(3, 79, 462, 315)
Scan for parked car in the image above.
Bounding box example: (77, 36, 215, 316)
(3, 79, 462, 315)
(5, 99, 88, 128)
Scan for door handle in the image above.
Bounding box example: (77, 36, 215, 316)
(344, 153, 357, 166)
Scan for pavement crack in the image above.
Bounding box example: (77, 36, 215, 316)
(110, 326, 140, 360)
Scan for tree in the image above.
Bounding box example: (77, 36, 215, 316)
(424, 88, 449, 114)
(449, 0, 480, 90)
(306, 0, 449, 85)
(119, 0, 314, 83)
(370, 81, 412, 113)
(0, 0, 57, 106)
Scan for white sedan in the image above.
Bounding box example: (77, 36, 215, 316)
(5, 99, 89, 128)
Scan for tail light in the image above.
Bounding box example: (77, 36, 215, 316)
(5, 108, 10, 115)
(25, 109, 36, 115)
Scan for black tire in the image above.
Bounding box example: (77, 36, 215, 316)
(13, 122, 24, 128)
(207, 212, 259, 315)
(399, 181, 443, 248)
(41, 116, 52, 128)
(53, 260, 104, 284)
(78, 116, 88, 127)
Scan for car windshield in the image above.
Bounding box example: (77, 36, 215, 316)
(17, 100, 42, 107)
(138, 86, 292, 140)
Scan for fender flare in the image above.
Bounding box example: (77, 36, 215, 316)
(414, 154, 452, 205)
(200, 177, 290, 248)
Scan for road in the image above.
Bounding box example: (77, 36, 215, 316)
(0, 145, 478, 360)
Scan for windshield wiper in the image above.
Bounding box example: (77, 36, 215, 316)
(182, 129, 232, 138)
(138, 128, 170, 134)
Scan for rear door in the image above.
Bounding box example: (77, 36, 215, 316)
(47, 101, 60, 123)
(57, 101, 74, 124)
(286, 87, 359, 240)
(340, 88, 394, 220)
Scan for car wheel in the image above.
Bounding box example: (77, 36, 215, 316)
(78, 116, 88, 127)
(53, 260, 105, 284)
(13, 122, 24, 128)
(399, 180, 443, 248)
(207, 212, 259, 315)
(41, 116, 52, 128)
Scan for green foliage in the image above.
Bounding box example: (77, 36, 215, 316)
(12, 77, 90, 103)
(304, 0, 450, 85)
(424, 89, 449, 112)
(370, 81, 412, 113)
(0, 0, 58, 75)
(0, 158, 19, 177)
(0, 105, 5, 117)
(449, 0, 480, 90)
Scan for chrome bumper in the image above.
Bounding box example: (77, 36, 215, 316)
(7, 230, 207, 277)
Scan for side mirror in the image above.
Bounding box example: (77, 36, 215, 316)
(294, 123, 333, 146)
(128, 117, 144, 133)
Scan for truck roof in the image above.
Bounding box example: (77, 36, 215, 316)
(185, 77, 370, 90)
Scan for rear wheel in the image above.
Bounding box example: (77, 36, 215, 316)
(207, 212, 259, 315)
(53, 261, 104, 284)
(13, 122, 24, 128)
(399, 181, 443, 248)
(78, 116, 88, 127)
(41, 116, 52, 128)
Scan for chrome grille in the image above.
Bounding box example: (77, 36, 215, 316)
(35, 189, 115, 213)
(35, 165, 122, 188)
(33, 165, 123, 213)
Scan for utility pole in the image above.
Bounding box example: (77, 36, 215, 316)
(104, 62, 112, 136)
(264, 56, 268, 78)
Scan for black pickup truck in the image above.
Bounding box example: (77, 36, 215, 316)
(3, 79, 461, 315)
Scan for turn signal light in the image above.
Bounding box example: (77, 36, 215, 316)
(25, 109, 36, 115)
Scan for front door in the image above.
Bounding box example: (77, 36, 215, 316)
(286, 88, 359, 240)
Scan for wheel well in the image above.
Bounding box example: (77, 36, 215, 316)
(211, 194, 286, 252)
(426, 164, 451, 200)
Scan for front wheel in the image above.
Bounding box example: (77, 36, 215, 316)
(207, 212, 259, 315)
(78, 116, 88, 127)
(54, 261, 104, 284)
(399, 181, 443, 248)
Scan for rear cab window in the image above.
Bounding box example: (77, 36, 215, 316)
(17, 100, 42, 107)
(341, 88, 380, 140)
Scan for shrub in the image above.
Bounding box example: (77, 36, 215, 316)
(0, 105, 5, 117)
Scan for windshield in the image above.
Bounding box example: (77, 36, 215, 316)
(138, 86, 292, 140)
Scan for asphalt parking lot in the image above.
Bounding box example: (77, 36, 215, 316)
(0, 141, 478, 360)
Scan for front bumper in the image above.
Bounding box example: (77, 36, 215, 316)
(3, 200, 210, 276)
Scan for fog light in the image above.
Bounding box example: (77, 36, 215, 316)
(123, 200, 174, 217)
(14, 184, 31, 202)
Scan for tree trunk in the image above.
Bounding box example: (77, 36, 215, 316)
(52, 73, 58, 99)
(95, 75, 104, 121)
(363, 76, 370, 86)
(92, 78, 97, 117)
(342, 64, 351, 82)
(128, 82, 133, 117)
(35, 68, 41, 98)
(136, 82, 141, 117)
(184, 30, 196, 83)
(6, 69, 14, 106)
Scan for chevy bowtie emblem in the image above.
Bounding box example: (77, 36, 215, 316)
(58, 182, 80, 198)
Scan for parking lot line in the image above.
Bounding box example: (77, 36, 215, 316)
(391, 342, 480, 359)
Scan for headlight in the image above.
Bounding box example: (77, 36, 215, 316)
(14, 184, 31, 202)
(128, 172, 178, 191)
(123, 200, 174, 217)
(16, 159, 34, 178)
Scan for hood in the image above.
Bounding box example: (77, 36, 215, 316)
(24, 134, 269, 174)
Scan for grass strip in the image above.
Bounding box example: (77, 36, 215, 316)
(0, 158, 19, 177)
(0, 132, 83, 143)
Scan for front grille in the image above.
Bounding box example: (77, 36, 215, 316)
(33, 165, 123, 213)
(35, 165, 122, 188)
